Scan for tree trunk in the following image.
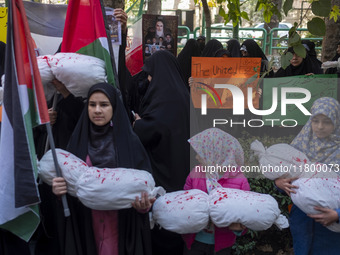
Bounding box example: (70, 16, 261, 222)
(147, 0, 162, 15)
(321, 0, 340, 61)
(201, 0, 212, 41)
(266, 0, 282, 54)
(103, 0, 125, 9)
(173, 0, 181, 10)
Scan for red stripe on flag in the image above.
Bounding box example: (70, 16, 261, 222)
(126, 44, 143, 76)
(61, 0, 107, 53)
(13, 0, 49, 124)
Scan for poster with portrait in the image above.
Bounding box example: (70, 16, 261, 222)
(142, 14, 178, 60)
(105, 7, 121, 45)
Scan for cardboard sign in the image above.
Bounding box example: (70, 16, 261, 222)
(262, 74, 338, 125)
(191, 57, 261, 109)
(0, 7, 7, 43)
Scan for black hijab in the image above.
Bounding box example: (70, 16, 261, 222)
(134, 50, 190, 192)
(67, 83, 151, 171)
(177, 39, 201, 89)
(241, 39, 273, 76)
(302, 40, 322, 67)
(201, 39, 223, 57)
(67, 83, 153, 255)
(275, 47, 323, 77)
(214, 48, 231, 57)
(241, 39, 267, 60)
(0, 41, 5, 78)
(226, 39, 241, 57)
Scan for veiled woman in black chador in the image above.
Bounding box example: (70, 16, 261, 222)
(133, 50, 190, 255)
(52, 83, 153, 255)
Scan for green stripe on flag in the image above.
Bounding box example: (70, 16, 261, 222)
(0, 205, 39, 242)
(77, 39, 116, 87)
(24, 89, 40, 179)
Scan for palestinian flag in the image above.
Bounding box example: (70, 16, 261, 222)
(61, 0, 116, 87)
(0, 0, 49, 241)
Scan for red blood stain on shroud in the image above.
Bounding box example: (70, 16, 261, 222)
(166, 200, 171, 204)
(60, 152, 70, 157)
(101, 178, 106, 184)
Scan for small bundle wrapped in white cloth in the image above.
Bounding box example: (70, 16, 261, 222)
(36, 53, 107, 99)
(321, 57, 340, 70)
(152, 189, 210, 234)
(76, 167, 165, 210)
(209, 188, 289, 231)
(38, 149, 165, 210)
(49, 53, 107, 98)
(250, 140, 310, 180)
(37, 55, 56, 101)
(38, 149, 87, 196)
(291, 169, 340, 232)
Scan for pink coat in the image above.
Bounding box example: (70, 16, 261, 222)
(182, 167, 250, 252)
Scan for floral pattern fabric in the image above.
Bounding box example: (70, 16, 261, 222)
(188, 128, 244, 193)
(291, 97, 340, 165)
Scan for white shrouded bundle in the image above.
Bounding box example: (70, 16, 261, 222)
(321, 57, 340, 70)
(209, 188, 289, 231)
(50, 53, 107, 98)
(152, 189, 210, 234)
(37, 53, 107, 99)
(291, 170, 340, 232)
(250, 140, 310, 180)
(76, 167, 165, 210)
(37, 56, 56, 101)
(38, 149, 87, 196)
(38, 149, 165, 210)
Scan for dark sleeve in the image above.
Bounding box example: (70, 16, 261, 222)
(133, 117, 162, 147)
(58, 94, 84, 122)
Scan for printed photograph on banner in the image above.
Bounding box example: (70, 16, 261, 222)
(105, 7, 121, 45)
(142, 14, 178, 60)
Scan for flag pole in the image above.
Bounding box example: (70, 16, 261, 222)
(44, 92, 58, 153)
(45, 122, 70, 217)
(99, 0, 119, 88)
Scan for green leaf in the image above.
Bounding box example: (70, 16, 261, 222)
(330, 5, 340, 22)
(293, 44, 307, 58)
(264, 10, 272, 23)
(258, 3, 265, 11)
(311, 0, 332, 17)
(307, 17, 326, 36)
(281, 52, 293, 69)
(240, 11, 250, 21)
(219, 6, 226, 17)
(288, 32, 300, 46)
(283, 0, 293, 16)
(217, 0, 224, 4)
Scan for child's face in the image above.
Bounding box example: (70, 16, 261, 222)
(311, 114, 335, 139)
